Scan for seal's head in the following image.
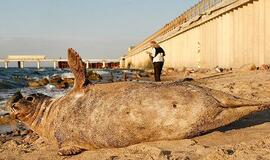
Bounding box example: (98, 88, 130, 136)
(7, 91, 51, 122)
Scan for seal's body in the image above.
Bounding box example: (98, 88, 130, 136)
(7, 48, 270, 156)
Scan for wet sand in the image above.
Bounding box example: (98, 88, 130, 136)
(1, 69, 270, 160)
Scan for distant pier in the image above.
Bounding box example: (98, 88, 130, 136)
(0, 55, 119, 69)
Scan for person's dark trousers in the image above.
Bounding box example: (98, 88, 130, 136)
(153, 62, 164, 82)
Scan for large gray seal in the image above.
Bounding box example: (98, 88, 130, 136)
(6, 48, 270, 156)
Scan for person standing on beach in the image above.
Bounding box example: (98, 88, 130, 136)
(146, 41, 165, 82)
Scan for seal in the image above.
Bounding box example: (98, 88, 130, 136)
(6, 48, 270, 156)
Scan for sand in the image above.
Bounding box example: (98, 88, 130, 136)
(1, 69, 270, 160)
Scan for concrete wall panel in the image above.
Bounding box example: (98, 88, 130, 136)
(265, 0, 270, 62)
(124, 0, 269, 69)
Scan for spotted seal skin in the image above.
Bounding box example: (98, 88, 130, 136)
(6, 48, 270, 156)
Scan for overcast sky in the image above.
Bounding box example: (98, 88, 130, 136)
(0, 0, 198, 59)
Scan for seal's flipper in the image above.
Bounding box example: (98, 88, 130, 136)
(58, 145, 85, 156)
(68, 48, 90, 92)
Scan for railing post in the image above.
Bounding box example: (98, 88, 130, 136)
(86, 61, 89, 69)
(37, 61, 41, 69)
(18, 61, 24, 69)
(4, 61, 8, 69)
(54, 61, 57, 69)
(102, 60, 106, 68)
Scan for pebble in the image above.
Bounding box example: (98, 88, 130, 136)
(12, 130, 20, 137)
(240, 64, 257, 71)
(222, 148, 235, 155)
(110, 156, 119, 160)
(160, 150, 172, 159)
(0, 111, 10, 117)
(260, 64, 270, 70)
(20, 130, 29, 136)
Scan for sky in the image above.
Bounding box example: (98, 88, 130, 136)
(0, 0, 198, 60)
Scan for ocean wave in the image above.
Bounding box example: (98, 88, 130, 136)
(61, 72, 74, 79)
(0, 80, 25, 89)
(94, 70, 111, 75)
(21, 86, 68, 98)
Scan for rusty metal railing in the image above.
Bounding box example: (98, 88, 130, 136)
(128, 0, 224, 56)
(184, 0, 223, 20)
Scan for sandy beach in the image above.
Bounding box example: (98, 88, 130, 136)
(1, 68, 270, 160)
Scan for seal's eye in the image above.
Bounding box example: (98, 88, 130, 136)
(26, 97, 34, 101)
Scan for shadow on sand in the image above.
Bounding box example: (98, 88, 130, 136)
(218, 108, 270, 132)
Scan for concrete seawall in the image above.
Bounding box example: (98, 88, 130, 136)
(123, 0, 270, 69)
